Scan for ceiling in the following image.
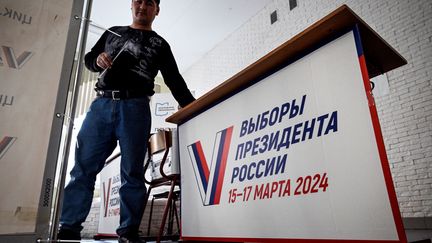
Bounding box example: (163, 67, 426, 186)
(86, 0, 272, 72)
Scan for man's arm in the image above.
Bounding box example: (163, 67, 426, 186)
(159, 44, 195, 108)
(84, 30, 110, 72)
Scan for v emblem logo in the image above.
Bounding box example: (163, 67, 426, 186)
(187, 126, 234, 206)
(0, 136, 17, 160)
(1, 46, 33, 69)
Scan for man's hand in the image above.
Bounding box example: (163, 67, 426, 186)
(96, 52, 113, 69)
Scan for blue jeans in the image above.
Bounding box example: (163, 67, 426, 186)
(60, 97, 151, 236)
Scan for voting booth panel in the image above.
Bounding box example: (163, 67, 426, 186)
(168, 5, 407, 243)
(0, 0, 83, 240)
(98, 155, 122, 236)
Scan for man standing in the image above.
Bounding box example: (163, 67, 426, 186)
(58, 0, 195, 242)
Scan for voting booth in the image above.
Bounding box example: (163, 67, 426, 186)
(167, 5, 407, 243)
(0, 0, 83, 242)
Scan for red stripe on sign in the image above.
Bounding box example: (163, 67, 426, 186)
(358, 54, 407, 243)
(213, 126, 234, 204)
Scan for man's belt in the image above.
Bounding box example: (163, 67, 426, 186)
(96, 89, 149, 100)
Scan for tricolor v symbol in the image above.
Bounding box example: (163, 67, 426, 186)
(187, 126, 234, 206)
(0, 136, 17, 160)
(102, 178, 112, 217)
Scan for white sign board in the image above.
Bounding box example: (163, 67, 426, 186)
(178, 31, 403, 241)
(150, 93, 179, 132)
(0, 0, 76, 234)
(98, 156, 121, 235)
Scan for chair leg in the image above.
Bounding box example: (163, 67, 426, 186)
(157, 182, 176, 243)
(167, 199, 174, 235)
(173, 198, 180, 233)
(145, 187, 153, 236)
(147, 197, 155, 236)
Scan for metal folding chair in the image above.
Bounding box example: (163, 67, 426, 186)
(143, 129, 180, 243)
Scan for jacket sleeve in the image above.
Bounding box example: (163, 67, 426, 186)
(159, 43, 195, 108)
(84, 30, 110, 72)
